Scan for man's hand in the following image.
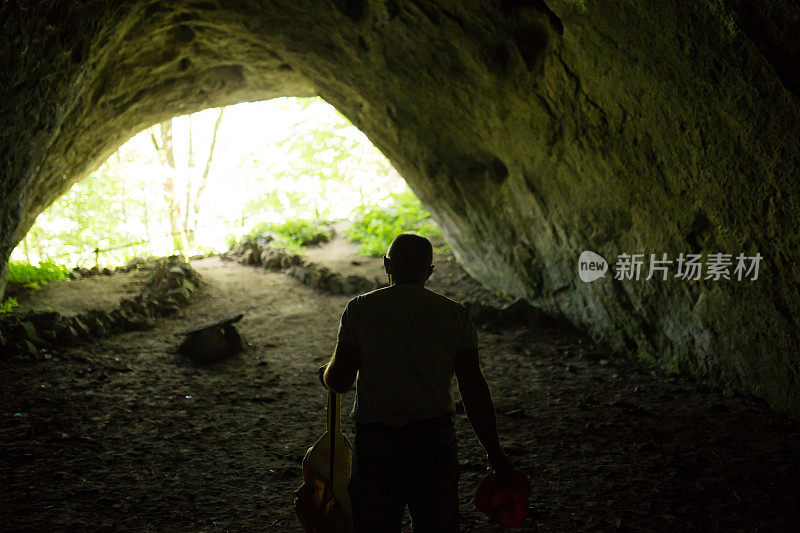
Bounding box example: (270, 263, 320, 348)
(318, 365, 328, 389)
(487, 448, 515, 481)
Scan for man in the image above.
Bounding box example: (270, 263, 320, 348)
(318, 232, 516, 532)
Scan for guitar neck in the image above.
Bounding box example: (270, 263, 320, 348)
(327, 389, 342, 435)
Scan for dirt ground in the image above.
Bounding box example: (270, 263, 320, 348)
(301, 221, 387, 283)
(2, 239, 800, 532)
(11, 269, 146, 317)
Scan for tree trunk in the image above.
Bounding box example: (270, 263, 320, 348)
(184, 115, 195, 244)
(22, 234, 30, 263)
(151, 120, 183, 252)
(191, 107, 225, 238)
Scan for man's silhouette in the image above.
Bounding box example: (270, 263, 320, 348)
(319, 232, 515, 532)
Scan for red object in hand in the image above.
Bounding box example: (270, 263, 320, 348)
(474, 469, 531, 528)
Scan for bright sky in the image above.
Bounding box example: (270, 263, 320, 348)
(132, 97, 404, 222)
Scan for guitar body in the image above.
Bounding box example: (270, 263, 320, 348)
(295, 392, 353, 532)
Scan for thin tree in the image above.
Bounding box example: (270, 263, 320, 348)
(188, 107, 224, 245)
(150, 119, 184, 252)
(184, 114, 195, 242)
(151, 108, 225, 251)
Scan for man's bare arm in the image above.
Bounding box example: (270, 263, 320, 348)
(322, 341, 360, 393)
(454, 347, 513, 477)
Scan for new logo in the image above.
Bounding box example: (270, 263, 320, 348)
(578, 251, 608, 283)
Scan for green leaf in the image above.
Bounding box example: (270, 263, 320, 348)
(346, 192, 441, 257)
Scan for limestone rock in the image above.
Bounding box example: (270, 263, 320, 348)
(494, 299, 547, 328)
(124, 257, 146, 271)
(70, 318, 91, 337)
(24, 311, 61, 332)
(56, 324, 80, 344)
(123, 315, 156, 331)
(327, 274, 345, 295)
(12, 321, 42, 347)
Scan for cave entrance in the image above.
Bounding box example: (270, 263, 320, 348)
(10, 97, 441, 271)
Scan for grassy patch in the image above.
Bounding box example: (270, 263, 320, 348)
(235, 219, 332, 252)
(8, 261, 67, 289)
(0, 297, 19, 314)
(347, 191, 442, 257)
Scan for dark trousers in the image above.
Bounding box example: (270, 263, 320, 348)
(348, 415, 459, 533)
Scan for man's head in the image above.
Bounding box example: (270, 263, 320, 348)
(384, 233, 434, 285)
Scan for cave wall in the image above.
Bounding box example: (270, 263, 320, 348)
(1, 1, 799, 416)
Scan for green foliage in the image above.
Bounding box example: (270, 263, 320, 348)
(273, 104, 387, 187)
(241, 99, 399, 224)
(243, 190, 308, 221)
(0, 298, 19, 314)
(13, 97, 407, 266)
(347, 191, 442, 257)
(492, 290, 515, 303)
(240, 218, 332, 252)
(7, 261, 67, 289)
(16, 144, 164, 266)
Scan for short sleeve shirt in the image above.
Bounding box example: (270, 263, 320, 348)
(337, 283, 478, 426)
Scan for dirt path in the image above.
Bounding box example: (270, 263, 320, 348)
(301, 220, 386, 283)
(2, 252, 800, 531)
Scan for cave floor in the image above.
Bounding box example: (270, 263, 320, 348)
(1, 249, 799, 531)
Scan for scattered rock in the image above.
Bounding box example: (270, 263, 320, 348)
(24, 311, 61, 331)
(227, 237, 387, 296)
(261, 250, 283, 269)
(178, 314, 244, 362)
(71, 317, 91, 336)
(119, 298, 138, 316)
(125, 257, 146, 271)
(327, 274, 344, 294)
(493, 299, 548, 328)
(0, 256, 201, 356)
(21, 340, 37, 357)
(464, 300, 500, 325)
(83, 311, 110, 336)
(123, 316, 156, 331)
(13, 321, 43, 346)
(280, 253, 303, 269)
(302, 229, 333, 246)
(56, 324, 80, 344)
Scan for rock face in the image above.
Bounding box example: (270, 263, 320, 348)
(1, 2, 800, 415)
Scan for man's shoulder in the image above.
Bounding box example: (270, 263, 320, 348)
(422, 287, 467, 311)
(347, 285, 392, 307)
(351, 285, 467, 314)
